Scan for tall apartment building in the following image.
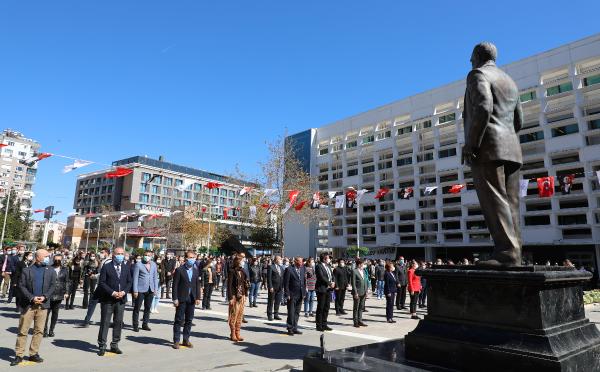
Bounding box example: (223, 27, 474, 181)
(68, 155, 256, 250)
(285, 33, 600, 276)
(0, 129, 41, 211)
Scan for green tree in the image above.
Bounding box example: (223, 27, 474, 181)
(0, 190, 31, 243)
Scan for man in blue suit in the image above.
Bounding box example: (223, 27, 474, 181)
(132, 250, 159, 332)
(283, 257, 307, 336)
(96, 247, 132, 356)
(171, 250, 201, 349)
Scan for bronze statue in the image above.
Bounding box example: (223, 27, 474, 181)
(462, 42, 523, 266)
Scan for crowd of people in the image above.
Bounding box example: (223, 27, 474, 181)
(0, 245, 592, 366)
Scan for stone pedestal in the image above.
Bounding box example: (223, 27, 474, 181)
(404, 266, 600, 372)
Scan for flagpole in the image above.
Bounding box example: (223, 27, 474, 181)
(357, 196, 361, 258)
(95, 217, 101, 251)
(85, 193, 94, 253)
(123, 220, 128, 251)
(0, 188, 12, 251)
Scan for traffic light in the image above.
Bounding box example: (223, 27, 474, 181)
(44, 206, 54, 220)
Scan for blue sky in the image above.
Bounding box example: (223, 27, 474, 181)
(0, 1, 598, 222)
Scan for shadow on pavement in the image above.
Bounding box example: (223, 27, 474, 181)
(0, 347, 14, 362)
(52, 339, 97, 353)
(189, 331, 230, 341)
(239, 342, 316, 360)
(125, 335, 171, 347)
(243, 326, 287, 335)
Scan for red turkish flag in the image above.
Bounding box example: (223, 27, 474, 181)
(105, 167, 133, 178)
(37, 153, 52, 161)
(261, 204, 270, 209)
(294, 200, 308, 211)
(449, 184, 465, 194)
(206, 182, 223, 190)
(288, 190, 300, 205)
(33, 209, 45, 213)
(374, 188, 390, 199)
(537, 177, 555, 198)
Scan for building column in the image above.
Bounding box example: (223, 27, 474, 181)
(424, 246, 434, 262)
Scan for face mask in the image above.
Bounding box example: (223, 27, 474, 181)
(125, 256, 130, 261)
(53, 260, 62, 267)
(27, 256, 33, 262)
(42, 257, 50, 266)
(11, 250, 17, 255)
(156, 259, 162, 264)
(136, 258, 142, 263)
(90, 256, 96, 260)
(340, 262, 345, 267)
(114, 254, 125, 264)
(186, 258, 195, 267)
(99, 253, 105, 260)
(310, 262, 315, 268)
(167, 255, 173, 259)
(143, 256, 152, 263)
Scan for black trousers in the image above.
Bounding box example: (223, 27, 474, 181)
(370, 278, 376, 292)
(202, 284, 213, 309)
(353, 294, 366, 324)
(132, 290, 153, 328)
(98, 301, 125, 348)
(267, 289, 282, 318)
(173, 296, 195, 343)
(334, 288, 346, 313)
(83, 277, 97, 308)
(386, 293, 395, 320)
(67, 280, 78, 308)
(419, 286, 428, 306)
(316, 291, 331, 329)
(286, 296, 302, 331)
(396, 285, 407, 309)
(409, 291, 420, 314)
(44, 299, 63, 332)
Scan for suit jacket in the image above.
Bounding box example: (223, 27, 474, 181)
(2, 254, 19, 273)
(201, 266, 217, 287)
(133, 261, 159, 293)
(463, 61, 523, 164)
(172, 265, 201, 303)
(351, 268, 368, 297)
(97, 260, 133, 303)
(333, 266, 349, 289)
(283, 265, 306, 300)
(18, 264, 57, 309)
(315, 263, 334, 294)
(267, 264, 283, 291)
(384, 271, 398, 295)
(395, 264, 408, 286)
(50, 266, 70, 301)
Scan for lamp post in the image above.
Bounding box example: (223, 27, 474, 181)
(84, 192, 94, 253)
(95, 217, 101, 250)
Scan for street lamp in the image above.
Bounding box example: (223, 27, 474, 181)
(84, 192, 94, 253)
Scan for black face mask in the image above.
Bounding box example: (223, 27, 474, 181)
(53, 261, 62, 267)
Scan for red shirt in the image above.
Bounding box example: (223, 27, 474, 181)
(407, 268, 422, 293)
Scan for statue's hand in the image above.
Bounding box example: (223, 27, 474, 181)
(461, 144, 476, 165)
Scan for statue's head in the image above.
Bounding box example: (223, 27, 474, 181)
(470, 42, 497, 69)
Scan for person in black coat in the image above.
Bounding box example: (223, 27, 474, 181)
(13, 252, 34, 312)
(171, 251, 201, 349)
(266, 256, 284, 321)
(315, 253, 335, 332)
(395, 257, 408, 310)
(44, 253, 69, 337)
(283, 257, 306, 335)
(383, 263, 398, 323)
(96, 247, 132, 356)
(333, 259, 349, 315)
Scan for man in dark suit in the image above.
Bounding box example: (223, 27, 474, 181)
(333, 259, 349, 315)
(171, 250, 201, 349)
(462, 42, 523, 267)
(266, 256, 283, 321)
(12, 249, 56, 366)
(96, 247, 132, 356)
(394, 257, 408, 310)
(315, 253, 335, 331)
(351, 259, 368, 327)
(283, 257, 306, 335)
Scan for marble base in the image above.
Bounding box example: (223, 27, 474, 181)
(404, 265, 600, 372)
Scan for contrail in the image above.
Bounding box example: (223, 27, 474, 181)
(161, 43, 176, 53)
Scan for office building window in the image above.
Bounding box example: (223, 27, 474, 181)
(164, 177, 173, 186)
(140, 183, 148, 193)
(520, 131, 544, 143)
(362, 165, 375, 174)
(139, 194, 149, 203)
(519, 91, 537, 102)
(551, 124, 579, 137)
(361, 135, 375, 145)
(346, 140, 357, 149)
(397, 126, 413, 136)
(583, 73, 600, 87)
(438, 112, 456, 124)
(141, 172, 151, 182)
(546, 82, 573, 96)
(319, 147, 329, 155)
(347, 169, 358, 177)
(438, 148, 457, 158)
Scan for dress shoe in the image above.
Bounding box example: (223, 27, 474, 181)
(172, 342, 180, 349)
(358, 322, 368, 327)
(182, 340, 193, 348)
(316, 326, 323, 332)
(387, 319, 396, 323)
(43, 331, 48, 338)
(268, 317, 273, 321)
(274, 316, 282, 320)
(82, 321, 90, 328)
(11, 356, 23, 366)
(323, 326, 333, 331)
(335, 312, 340, 316)
(141, 325, 151, 331)
(28, 354, 44, 363)
(48, 331, 55, 337)
(97, 348, 106, 356)
(242, 319, 248, 323)
(411, 315, 421, 320)
(109, 347, 123, 355)
(354, 324, 360, 328)
(363, 309, 369, 313)
(287, 330, 294, 336)
(340, 311, 348, 315)
(293, 330, 302, 335)
(133, 327, 139, 332)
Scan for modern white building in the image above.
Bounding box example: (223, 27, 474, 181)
(0, 129, 41, 211)
(285, 33, 600, 278)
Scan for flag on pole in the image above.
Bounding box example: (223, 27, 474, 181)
(33, 209, 44, 213)
(118, 214, 128, 222)
(448, 184, 465, 194)
(311, 192, 322, 209)
(519, 179, 529, 198)
(63, 159, 93, 173)
(560, 174, 575, 195)
(424, 186, 438, 195)
(288, 190, 300, 205)
(0, 144, 7, 148)
(201, 204, 208, 213)
(327, 191, 337, 199)
(223, 207, 230, 220)
(206, 182, 223, 190)
(106, 167, 133, 178)
(334, 195, 345, 209)
(294, 200, 308, 211)
(346, 189, 357, 208)
(22, 153, 53, 166)
(262, 189, 277, 198)
(374, 188, 390, 200)
(399, 187, 414, 199)
(537, 176, 555, 198)
(239, 186, 253, 196)
(176, 179, 194, 191)
(266, 204, 276, 214)
(249, 206, 257, 219)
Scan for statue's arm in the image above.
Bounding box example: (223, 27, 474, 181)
(513, 97, 523, 133)
(466, 70, 492, 149)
